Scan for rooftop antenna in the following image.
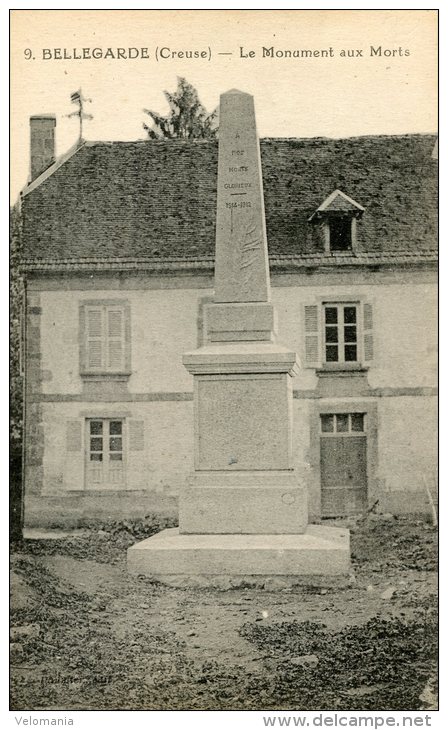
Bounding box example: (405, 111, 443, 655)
(66, 89, 93, 142)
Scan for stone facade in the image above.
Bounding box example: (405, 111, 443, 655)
(23, 265, 437, 527)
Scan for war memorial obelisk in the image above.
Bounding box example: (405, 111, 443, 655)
(128, 90, 350, 585)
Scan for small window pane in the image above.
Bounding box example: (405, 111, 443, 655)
(90, 437, 103, 451)
(109, 421, 122, 435)
(345, 345, 357, 362)
(325, 307, 338, 324)
(90, 421, 103, 435)
(344, 307, 357, 324)
(110, 453, 123, 461)
(336, 414, 349, 432)
(326, 345, 339, 362)
(344, 326, 357, 343)
(321, 415, 334, 433)
(109, 437, 122, 452)
(90, 453, 103, 462)
(351, 414, 364, 432)
(325, 326, 339, 343)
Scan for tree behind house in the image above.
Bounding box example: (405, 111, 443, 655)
(143, 77, 218, 139)
(10, 205, 23, 449)
(10, 204, 24, 537)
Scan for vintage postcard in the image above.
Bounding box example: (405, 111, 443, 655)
(10, 8, 438, 717)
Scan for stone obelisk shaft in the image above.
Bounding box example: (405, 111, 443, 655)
(214, 90, 271, 304)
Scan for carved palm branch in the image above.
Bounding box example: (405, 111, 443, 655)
(238, 219, 262, 290)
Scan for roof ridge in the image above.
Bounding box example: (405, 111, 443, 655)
(78, 132, 438, 147)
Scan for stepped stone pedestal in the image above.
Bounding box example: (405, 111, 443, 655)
(127, 527, 351, 589)
(127, 89, 350, 586)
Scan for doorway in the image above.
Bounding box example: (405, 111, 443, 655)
(320, 412, 367, 516)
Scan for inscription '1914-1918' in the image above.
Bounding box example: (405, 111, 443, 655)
(226, 201, 252, 209)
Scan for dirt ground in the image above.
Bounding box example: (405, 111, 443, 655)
(10, 514, 438, 711)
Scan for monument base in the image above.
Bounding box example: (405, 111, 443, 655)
(180, 470, 308, 534)
(127, 525, 351, 588)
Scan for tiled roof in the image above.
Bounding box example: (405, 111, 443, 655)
(21, 134, 437, 265)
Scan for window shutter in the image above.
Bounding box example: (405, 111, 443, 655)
(107, 308, 124, 370)
(127, 420, 147, 490)
(82, 302, 129, 374)
(66, 420, 82, 452)
(86, 308, 103, 370)
(63, 419, 84, 491)
(304, 305, 320, 366)
(129, 420, 144, 451)
(363, 303, 374, 362)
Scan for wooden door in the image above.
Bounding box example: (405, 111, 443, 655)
(320, 413, 367, 516)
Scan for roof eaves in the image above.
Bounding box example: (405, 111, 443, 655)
(22, 250, 437, 274)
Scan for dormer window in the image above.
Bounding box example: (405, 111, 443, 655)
(308, 189, 365, 253)
(328, 216, 352, 251)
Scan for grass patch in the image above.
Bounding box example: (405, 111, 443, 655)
(17, 514, 179, 564)
(240, 605, 438, 710)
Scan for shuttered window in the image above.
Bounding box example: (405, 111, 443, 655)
(303, 301, 374, 368)
(85, 305, 126, 372)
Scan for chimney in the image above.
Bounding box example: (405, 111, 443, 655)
(30, 115, 56, 181)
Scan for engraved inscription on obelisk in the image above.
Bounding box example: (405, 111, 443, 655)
(214, 90, 271, 304)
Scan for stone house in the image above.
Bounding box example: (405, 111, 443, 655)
(20, 116, 438, 527)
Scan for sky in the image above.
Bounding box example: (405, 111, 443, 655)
(10, 9, 437, 203)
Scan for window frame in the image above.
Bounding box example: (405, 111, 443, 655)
(321, 216, 359, 254)
(320, 412, 366, 436)
(85, 417, 127, 490)
(322, 301, 361, 366)
(79, 299, 131, 378)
